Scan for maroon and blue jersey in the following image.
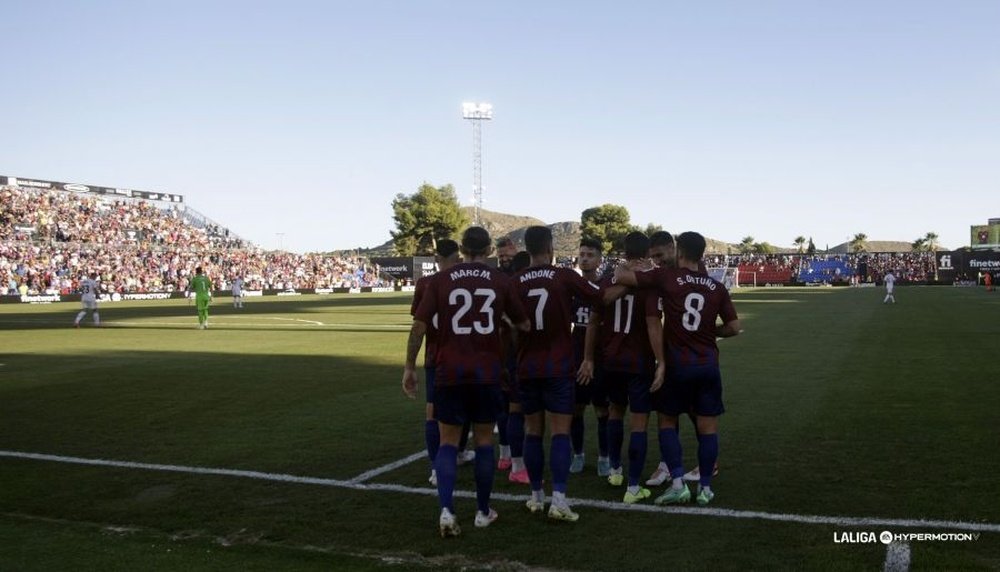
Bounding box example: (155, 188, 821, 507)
(411, 275, 437, 369)
(514, 265, 604, 379)
(596, 275, 661, 373)
(571, 293, 593, 367)
(635, 267, 738, 366)
(414, 262, 527, 387)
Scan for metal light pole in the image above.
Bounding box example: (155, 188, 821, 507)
(462, 102, 493, 226)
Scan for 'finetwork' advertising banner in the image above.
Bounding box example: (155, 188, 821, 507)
(2, 175, 184, 204)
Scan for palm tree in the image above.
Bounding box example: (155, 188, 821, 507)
(923, 231, 941, 280)
(911, 237, 926, 252)
(794, 236, 806, 253)
(739, 236, 755, 255)
(923, 232, 940, 252)
(850, 233, 868, 253)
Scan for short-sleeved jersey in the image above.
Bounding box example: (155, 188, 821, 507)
(80, 278, 99, 300)
(411, 274, 439, 368)
(414, 262, 527, 386)
(189, 274, 213, 298)
(571, 295, 593, 367)
(514, 265, 604, 379)
(884, 273, 896, 288)
(597, 275, 661, 373)
(232, 278, 244, 294)
(635, 267, 738, 366)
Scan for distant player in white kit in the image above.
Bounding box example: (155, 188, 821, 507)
(74, 273, 101, 327)
(883, 272, 896, 304)
(232, 276, 245, 308)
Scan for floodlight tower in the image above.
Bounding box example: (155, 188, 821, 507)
(462, 102, 493, 225)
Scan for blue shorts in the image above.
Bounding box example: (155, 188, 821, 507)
(519, 376, 575, 415)
(434, 384, 504, 426)
(657, 364, 725, 417)
(424, 366, 436, 405)
(604, 370, 654, 414)
(574, 366, 609, 408)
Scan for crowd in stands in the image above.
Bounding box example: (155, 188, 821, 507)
(1, 186, 388, 296)
(0, 184, 948, 296)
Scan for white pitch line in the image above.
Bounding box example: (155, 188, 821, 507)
(883, 542, 911, 572)
(2, 449, 999, 533)
(347, 451, 427, 484)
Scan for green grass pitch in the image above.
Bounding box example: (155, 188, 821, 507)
(1, 288, 998, 570)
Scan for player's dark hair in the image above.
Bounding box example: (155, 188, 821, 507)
(196, 266, 203, 274)
(649, 231, 674, 247)
(579, 237, 603, 253)
(461, 226, 492, 257)
(623, 231, 650, 261)
(524, 226, 552, 256)
(511, 251, 531, 272)
(496, 236, 514, 249)
(676, 231, 707, 262)
(436, 239, 459, 258)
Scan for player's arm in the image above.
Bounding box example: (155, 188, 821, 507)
(402, 319, 426, 398)
(613, 262, 661, 289)
(715, 289, 742, 338)
(503, 282, 531, 332)
(577, 307, 600, 385)
(646, 296, 666, 391)
(716, 319, 742, 338)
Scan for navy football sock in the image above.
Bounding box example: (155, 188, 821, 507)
(627, 431, 647, 487)
(660, 428, 684, 480)
(507, 412, 525, 458)
(596, 415, 609, 457)
(496, 409, 509, 447)
(524, 434, 544, 490)
(550, 434, 571, 494)
(608, 418, 624, 470)
(474, 445, 495, 514)
(697, 433, 719, 488)
(570, 415, 585, 455)
(435, 444, 458, 511)
(424, 420, 439, 465)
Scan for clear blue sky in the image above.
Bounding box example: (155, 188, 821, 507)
(3, 1, 998, 252)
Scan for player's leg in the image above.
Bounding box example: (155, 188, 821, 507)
(506, 372, 528, 482)
(457, 420, 474, 465)
(654, 369, 692, 505)
(91, 301, 100, 326)
(623, 374, 652, 503)
(693, 366, 725, 505)
(604, 372, 627, 486)
(544, 377, 578, 522)
(433, 386, 465, 537)
(471, 385, 503, 528)
(521, 379, 547, 507)
(496, 390, 510, 469)
(74, 307, 87, 326)
(569, 381, 592, 473)
(424, 367, 439, 486)
(591, 370, 611, 476)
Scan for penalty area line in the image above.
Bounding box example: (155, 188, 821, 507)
(347, 451, 427, 484)
(2, 449, 999, 534)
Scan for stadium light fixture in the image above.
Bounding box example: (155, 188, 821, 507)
(462, 101, 493, 225)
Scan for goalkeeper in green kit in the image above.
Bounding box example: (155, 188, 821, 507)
(188, 266, 213, 329)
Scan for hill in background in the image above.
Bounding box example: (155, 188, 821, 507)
(355, 208, 941, 257)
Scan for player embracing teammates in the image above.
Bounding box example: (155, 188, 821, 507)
(73, 272, 101, 328)
(403, 227, 529, 537)
(587, 232, 663, 504)
(513, 226, 620, 522)
(614, 231, 741, 506)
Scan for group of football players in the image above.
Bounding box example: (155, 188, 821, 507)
(403, 225, 740, 537)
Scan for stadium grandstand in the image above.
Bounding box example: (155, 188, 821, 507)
(1, 178, 389, 297)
